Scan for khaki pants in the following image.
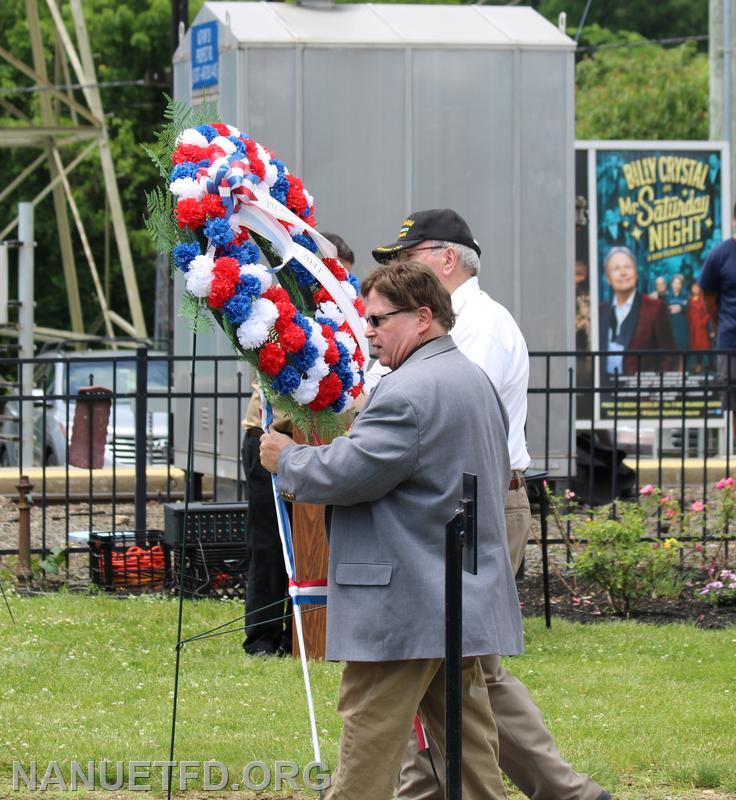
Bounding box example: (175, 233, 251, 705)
(326, 657, 507, 800)
(397, 483, 605, 800)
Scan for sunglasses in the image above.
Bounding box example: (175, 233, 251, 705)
(366, 309, 414, 328)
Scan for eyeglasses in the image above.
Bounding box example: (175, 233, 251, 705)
(366, 309, 414, 328)
(396, 246, 446, 263)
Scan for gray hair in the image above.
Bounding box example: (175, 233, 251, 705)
(603, 246, 637, 272)
(430, 240, 480, 276)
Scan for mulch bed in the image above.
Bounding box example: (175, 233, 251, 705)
(517, 570, 736, 629)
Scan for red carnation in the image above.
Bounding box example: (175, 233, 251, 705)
(320, 323, 336, 341)
(172, 144, 209, 165)
(308, 373, 343, 411)
(206, 143, 226, 162)
(314, 287, 334, 305)
(275, 302, 296, 321)
(244, 139, 266, 181)
(211, 123, 231, 137)
(354, 297, 366, 316)
(349, 383, 363, 399)
(175, 198, 206, 229)
(259, 342, 287, 376)
(263, 287, 290, 305)
(323, 258, 347, 281)
(302, 212, 316, 227)
(201, 193, 227, 218)
(286, 176, 308, 215)
(277, 323, 307, 354)
(233, 227, 250, 245)
(207, 257, 241, 308)
(324, 339, 339, 366)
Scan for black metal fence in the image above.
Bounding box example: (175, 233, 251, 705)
(0, 347, 734, 563)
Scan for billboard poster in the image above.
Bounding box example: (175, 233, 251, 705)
(579, 143, 730, 423)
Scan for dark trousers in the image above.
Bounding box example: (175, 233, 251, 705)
(242, 433, 292, 654)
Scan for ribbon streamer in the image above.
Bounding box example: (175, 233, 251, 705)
(259, 385, 324, 766)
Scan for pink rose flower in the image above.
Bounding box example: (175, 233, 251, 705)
(716, 476, 735, 490)
(690, 500, 705, 513)
(640, 484, 654, 496)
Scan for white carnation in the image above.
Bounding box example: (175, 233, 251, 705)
(264, 160, 278, 188)
(226, 124, 241, 137)
(184, 254, 215, 297)
(212, 136, 236, 155)
(178, 128, 208, 147)
(306, 318, 328, 357)
(236, 319, 269, 350)
(307, 359, 330, 381)
(170, 177, 204, 200)
(241, 264, 273, 292)
(291, 376, 320, 405)
(317, 301, 345, 327)
(335, 331, 357, 356)
(249, 297, 279, 329)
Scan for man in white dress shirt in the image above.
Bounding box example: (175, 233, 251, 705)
(370, 209, 609, 800)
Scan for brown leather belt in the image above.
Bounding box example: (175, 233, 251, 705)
(246, 427, 264, 439)
(509, 476, 526, 491)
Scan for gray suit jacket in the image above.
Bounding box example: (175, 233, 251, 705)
(277, 335, 523, 662)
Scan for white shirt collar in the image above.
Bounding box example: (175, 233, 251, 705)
(451, 276, 481, 316)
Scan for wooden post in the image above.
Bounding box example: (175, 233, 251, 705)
(291, 428, 329, 660)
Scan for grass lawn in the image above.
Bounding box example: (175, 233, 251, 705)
(0, 592, 734, 799)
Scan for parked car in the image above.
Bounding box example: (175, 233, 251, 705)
(0, 351, 170, 467)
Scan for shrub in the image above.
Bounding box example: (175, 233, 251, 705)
(573, 504, 683, 616)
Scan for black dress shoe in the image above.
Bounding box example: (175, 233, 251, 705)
(596, 791, 612, 800)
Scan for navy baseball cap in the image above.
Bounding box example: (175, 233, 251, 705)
(372, 208, 481, 262)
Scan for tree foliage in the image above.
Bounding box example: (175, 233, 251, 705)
(575, 26, 709, 140)
(0, 0, 203, 336)
(537, 0, 707, 44)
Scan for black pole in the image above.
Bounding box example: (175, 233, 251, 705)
(135, 347, 149, 532)
(445, 509, 463, 800)
(445, 473, 477, 800)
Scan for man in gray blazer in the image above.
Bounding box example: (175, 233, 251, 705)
(260, 262, 522, 800)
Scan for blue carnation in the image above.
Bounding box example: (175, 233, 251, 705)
(239, 274, 262, 298)
(293, 233, 318, 254)
(172, 242, 200, 272)
(330, 394, 348, 413)
(195, 124, 219, 142)
(269, 159, 289, 205)
(204, 217, 234, 247)
(223, 240, 260, 265)
(288, 258, 318, 288)
(228, 136, 246, 154)
(347, 273, 361, 294)
(272, 365, 301, 396)
(316, 316, 338, 331)
(335, 342, 354, 390)
(170, 162, 199, 182)
(291, 341, 318, 373)
(222, 291, 253, 325)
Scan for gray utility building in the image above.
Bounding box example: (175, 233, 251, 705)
(172, 1, 576, 488)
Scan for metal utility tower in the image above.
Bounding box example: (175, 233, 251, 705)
(0, 0, 147, 340)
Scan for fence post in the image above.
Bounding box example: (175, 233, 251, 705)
(135, 347, 148, 532)
(15, 475, 34, 588)
(18, 203, 35, 470)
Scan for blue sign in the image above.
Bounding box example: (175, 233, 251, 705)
(191, 21, 218, 90)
